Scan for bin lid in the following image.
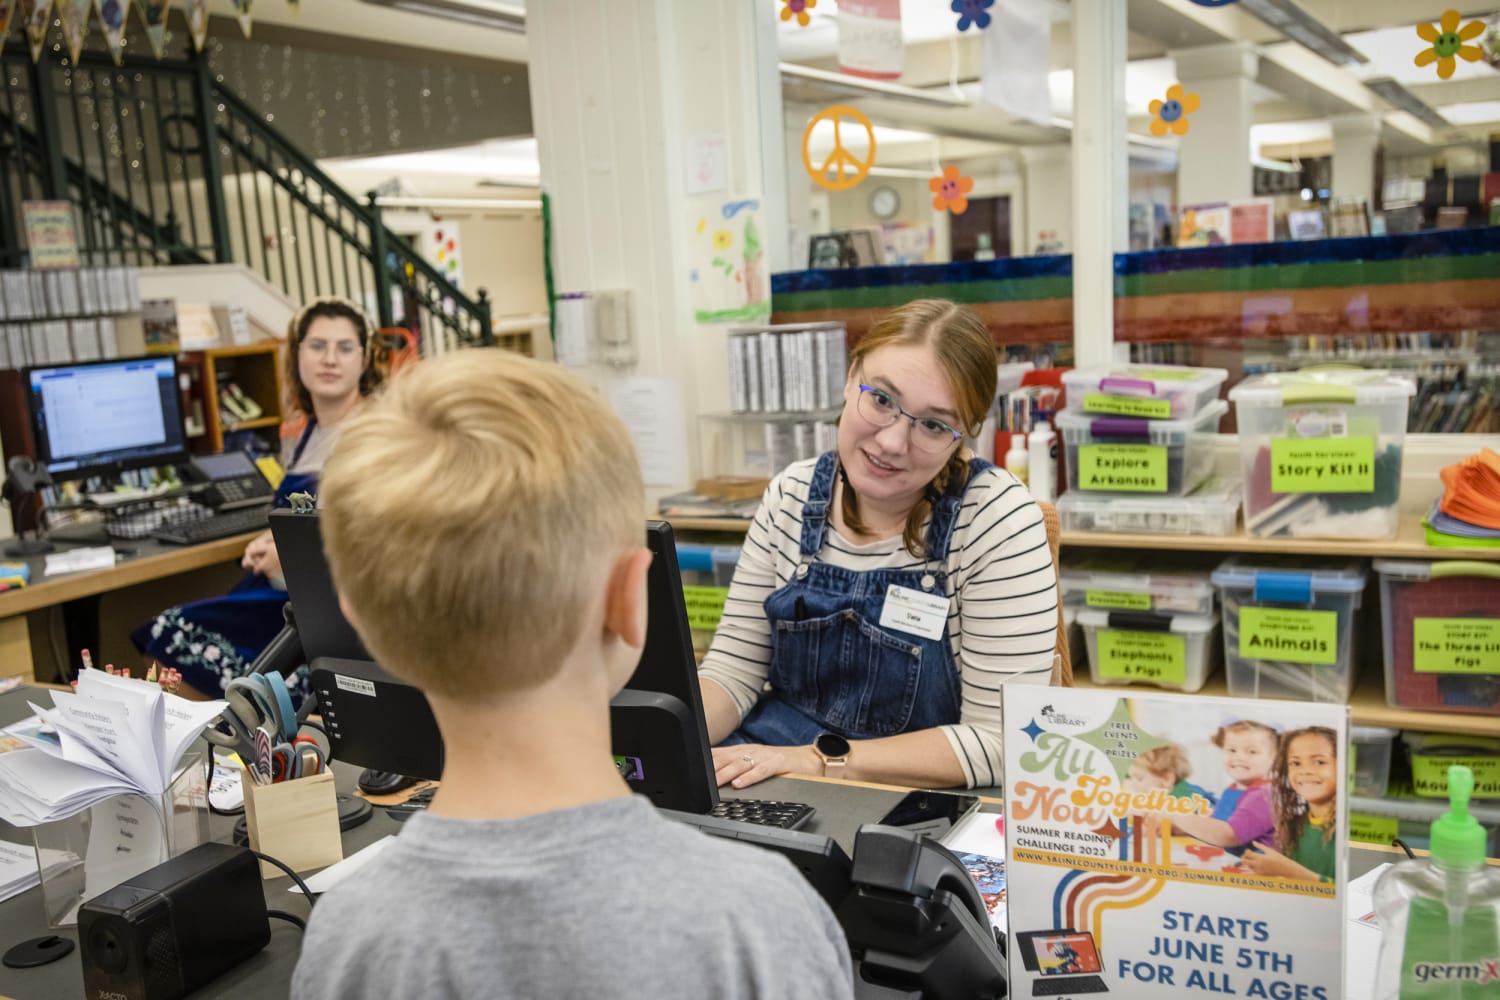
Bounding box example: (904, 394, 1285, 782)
(1374, 558, 1500, 583)
(1228, 369, 1415, 406)
(1350, 725, 1399, 742)
(1075, 608, 1216, 634)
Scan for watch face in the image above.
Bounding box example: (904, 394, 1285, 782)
(816, 733, 851, 759)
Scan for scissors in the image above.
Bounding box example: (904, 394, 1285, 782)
(207, 672, 298, 757)
(270, 735, 326, 782)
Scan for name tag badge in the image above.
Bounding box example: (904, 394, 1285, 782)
(878, 584, 950, 641)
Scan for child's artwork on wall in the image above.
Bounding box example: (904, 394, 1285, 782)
(691, 198, 770, 324)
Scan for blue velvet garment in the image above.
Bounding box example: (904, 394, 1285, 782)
(131, 424, 320, 704)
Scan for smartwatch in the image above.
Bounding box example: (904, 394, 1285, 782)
(813, 733, 851, 779)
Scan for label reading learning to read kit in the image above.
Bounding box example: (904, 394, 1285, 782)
(1412, 618, 1500, 675)
(1084, 394, 1171, 420)
(1239, 607, 1338, 665)
(681, 586, 729, 632)
(1412, 757, 1500, 799)
(1349, 812, 1399, 845)
(1086, 590, 1153, 611)
(1078, 445, 1167, 493)
(1270, 437, 1375, 493)
(1097, 630, 1186, 685)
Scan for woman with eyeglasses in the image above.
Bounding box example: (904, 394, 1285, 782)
(132, 297, 384, 701)
(698, 299, 1059, 790)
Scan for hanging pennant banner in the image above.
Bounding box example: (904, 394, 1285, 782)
(186, 0, 209, 51)
(980, 0, 1052, 126)
(0, 0, 18, 39)
(57, 0, 91, 65)
(136, 0, 172, 59)
(95, 0, 127, 64)
(232, 0, 252, 38)
(838, 0, 902, 81)
(20, 0, 52, 64)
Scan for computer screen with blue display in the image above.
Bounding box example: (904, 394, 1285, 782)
(26, 356, 189, 481)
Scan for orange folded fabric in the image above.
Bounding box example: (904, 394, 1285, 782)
(1438, 448, 1500, 530)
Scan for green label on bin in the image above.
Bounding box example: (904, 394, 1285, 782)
(1097, 631, 1186, 685)
(681, 585, 728, 632)
(1239, 607, 1338, 665)
(1413, 618, 1500, 675)
(1078, 445, 1168, 493)
(1412, 757, 1500, 798)
(1349, 812, 1399, 845)
(1086, 590, 1153, 611)
(1270, 437, 1375, 493)
(1084, 394, 1171, 419)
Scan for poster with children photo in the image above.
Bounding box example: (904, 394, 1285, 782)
(1002, 685, 1347, 1000)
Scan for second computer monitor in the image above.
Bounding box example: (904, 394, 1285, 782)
(25, 356, 189, 482)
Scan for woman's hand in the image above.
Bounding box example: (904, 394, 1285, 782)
(711, 743, 821, 789)
(1241, 842, 1317, 881)
(241, 531, 281, 581)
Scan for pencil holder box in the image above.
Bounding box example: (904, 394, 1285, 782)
(240, 767, 341, 878)
(1374, 559, 1500, 715)
(1056, 399, 1226, 498)
(1075, 608, 1219, 692)
(1211, 557, 1368, 703)
(1229, 370, 1414, 539)
(1061, 365, 1227, 420)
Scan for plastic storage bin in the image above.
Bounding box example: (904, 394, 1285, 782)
(1056, 477, 1241, 536)
(1062, 365, 1227, 420)
(1211, 557, 1368, 702)
(1058, 399, 1227, 498)
(1348, 792, 1500, 853)
(1076, 608, 1218, 692)
(1373, 559, 1500, 715)
(1228, 370, 1415, 539)
(1059, 558, 1216, 617)
(1350, 725, 1399, 799)
(1401, 731, 1500, 800)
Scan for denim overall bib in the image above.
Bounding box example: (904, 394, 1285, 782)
(725, 451, 991, 747)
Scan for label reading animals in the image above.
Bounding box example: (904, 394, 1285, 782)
(1239, 608, 1337, 665)
(1270, 437, 1375, 493)
(1078, 445, 1167, 493)
(1097, 630, 1186, 685)
(878, 584, 950, 641)
(1412, 618, 1500, 675)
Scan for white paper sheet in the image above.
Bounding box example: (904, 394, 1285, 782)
(289, 836, 394, 895)
(606, 377, 689, 487)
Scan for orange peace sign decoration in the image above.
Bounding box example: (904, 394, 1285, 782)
(802, 106, 877, 192)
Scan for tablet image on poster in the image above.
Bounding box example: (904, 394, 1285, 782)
(1002, 685, 1347, 1000)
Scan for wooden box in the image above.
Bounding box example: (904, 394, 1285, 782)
(240, 766, 342, 879)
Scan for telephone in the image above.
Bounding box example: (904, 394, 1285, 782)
(185, 451, 275, 510)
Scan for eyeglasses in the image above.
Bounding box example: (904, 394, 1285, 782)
(856, 384, 962, 453)
(301, 337, 361, 359)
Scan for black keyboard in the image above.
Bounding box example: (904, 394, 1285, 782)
(153, 505, 271, 545)
(1033, 975, 1108, 996)
(709, 798, 815, 830)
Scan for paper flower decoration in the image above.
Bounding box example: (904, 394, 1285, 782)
(1415, 10, 1484, 79)
(951, 0, 993, 32)
(780, 0, 815, 28)
(1149, 85, 1200, 137)
(712, 229, 733, 251)
(930, 165, 973, 215)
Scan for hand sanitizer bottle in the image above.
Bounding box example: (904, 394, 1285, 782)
(1372, 766, 1500, 999)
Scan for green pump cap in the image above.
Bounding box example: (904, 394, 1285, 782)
(1430, 765, 1486, 868)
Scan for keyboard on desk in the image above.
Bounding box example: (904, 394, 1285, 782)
(1032, 975, 1109, 996)
(153, 505, 272, 545)
(708, 798, 815, 830)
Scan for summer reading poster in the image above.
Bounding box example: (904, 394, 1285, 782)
(1003, 685, 1347, 1000)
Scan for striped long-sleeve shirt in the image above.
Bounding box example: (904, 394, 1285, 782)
(698, 456, 1060, 788)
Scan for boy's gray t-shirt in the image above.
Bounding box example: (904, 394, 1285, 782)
(291, 795, 854, 999)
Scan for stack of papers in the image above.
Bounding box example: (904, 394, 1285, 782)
(1429, 449, 1500, 547)
(0, 840, 81, 905)
(0, 671, 226, 826)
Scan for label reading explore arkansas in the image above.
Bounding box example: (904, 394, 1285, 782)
(1412, 618, 1500, 675)
(1096, 630, 1187, 686)
(1348, 812, 1399, 845)
(681, 585, 729, 632)
(1083, 394, 1171, 419)
(1085, 590, 1152, 611)
(1238, 607, 1338, 665)
(1270, 436, 1375, 493)
(1078, 444, 1168, 493)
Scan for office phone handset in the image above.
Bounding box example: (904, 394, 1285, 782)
(185, 451, 275, 510)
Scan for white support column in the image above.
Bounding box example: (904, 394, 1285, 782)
(1172, 42, 1258, 207)
(1330, 114, 1382, 210)
(1071, 0, 1127, 369)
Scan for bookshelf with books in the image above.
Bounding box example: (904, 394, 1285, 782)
(180, 342, 285, 456)
(0, 267, 143, 367)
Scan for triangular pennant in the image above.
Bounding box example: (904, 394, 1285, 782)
(56, 0, 90, 65)
(0, 0, 19, 39)
(134, 0, 171, 59)
(184, 0, 206, 51)
(20, 0, 52, 63)
(95, 0, 126, 64)
(231, 0, 250, 38)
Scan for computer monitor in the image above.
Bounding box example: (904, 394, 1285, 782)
(25, 356, 189, 482)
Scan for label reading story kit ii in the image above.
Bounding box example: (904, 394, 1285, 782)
(1086, 590, 1153, 611)
(1270, 437, 1375, 493)
(1239, 607, 1338, 665)
(1412, 618, 1500, 675)
(1078, 445, 1167, 493)
(1097, 630, 1186, 685)
(1084, 394, 1171, 420)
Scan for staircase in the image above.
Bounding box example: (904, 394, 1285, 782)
(0, 45, 492, 354)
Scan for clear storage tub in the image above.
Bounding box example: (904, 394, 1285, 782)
(1348, 792, 1500, 854)
(1228, 370, 1414, 539)
(1059, 557, 1216, 617)
(1057, 399, 1227, 498)
(1056, 477, 1241, 536)
(1373, 559, 1500, 715)
(1401, 731, 1500, 800)
(1350, 725, 1399, 799)
(1062, 365, 1227, 420)
(1076, 608, 1219, 692)
(1210, 557, 1368, 702)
